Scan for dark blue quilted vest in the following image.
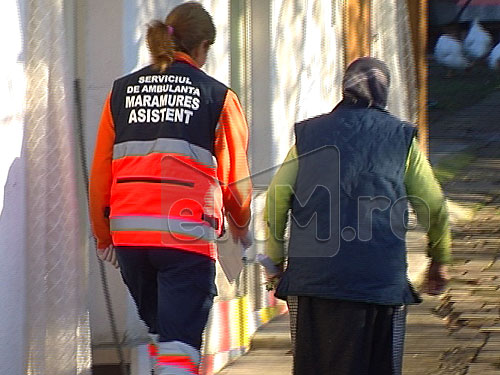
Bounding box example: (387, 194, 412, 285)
(276, 101, 420, 305)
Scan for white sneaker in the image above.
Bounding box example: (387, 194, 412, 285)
(155, 341, 200, 375)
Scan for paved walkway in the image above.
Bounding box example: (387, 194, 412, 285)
(217, 313, 293, 375)
(218, 90, 500, 374)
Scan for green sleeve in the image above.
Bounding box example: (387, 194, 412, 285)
(264, 146, 299, 264)
(405, 138, 452, 264)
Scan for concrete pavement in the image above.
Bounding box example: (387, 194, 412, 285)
(217, 314, 293, 374)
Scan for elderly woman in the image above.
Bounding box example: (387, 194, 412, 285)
(265, 57, 451, 375)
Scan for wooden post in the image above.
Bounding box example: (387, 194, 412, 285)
(344, 0, 371, 66)
(407, 0, 429, 154)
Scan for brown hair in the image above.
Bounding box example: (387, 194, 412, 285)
(146, 2, 216, 72)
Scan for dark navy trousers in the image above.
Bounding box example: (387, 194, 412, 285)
(115, 247, 216, 350)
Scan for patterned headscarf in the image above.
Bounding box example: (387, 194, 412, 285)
(342, 57, 391, 109)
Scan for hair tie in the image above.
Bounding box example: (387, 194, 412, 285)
(166, 25, 174, 35)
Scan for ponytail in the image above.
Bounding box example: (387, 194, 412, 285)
(146, 2, 215, 72)
(146, 20, 175, 72)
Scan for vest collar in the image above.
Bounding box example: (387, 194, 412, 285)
(174, 51, 200, 69)
(339, 98, 388, 113)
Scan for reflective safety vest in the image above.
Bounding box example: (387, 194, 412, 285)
(107, 59, 229, 259)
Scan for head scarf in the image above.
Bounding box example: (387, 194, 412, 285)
(342, 57, 391, 109)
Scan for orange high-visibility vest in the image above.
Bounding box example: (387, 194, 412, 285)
(90, 53, 251, 259)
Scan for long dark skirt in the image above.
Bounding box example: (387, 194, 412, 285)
(294, 296, 406, 375)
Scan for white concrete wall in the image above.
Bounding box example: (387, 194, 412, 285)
(249, 0, 273, 187)
(371, 0, 417, 123)
(0, 0, 27, 373)
(252, 0, 344, 187)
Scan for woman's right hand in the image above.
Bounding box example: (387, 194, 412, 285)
(227, 216, 250, 244)
(97, 245, 119, 269)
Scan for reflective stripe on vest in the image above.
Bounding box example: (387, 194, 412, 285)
(113, 138, 216, 168)
(110, 216, 216, 241)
